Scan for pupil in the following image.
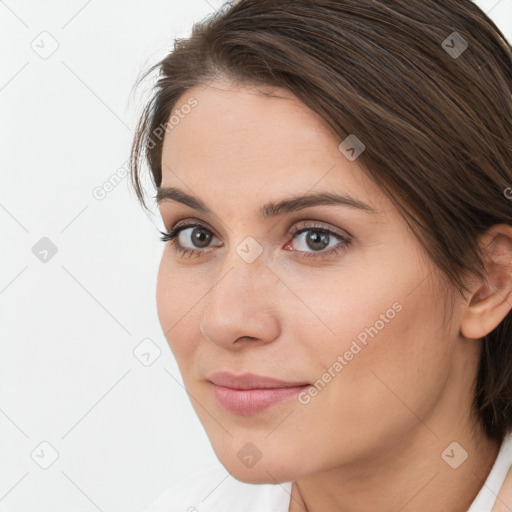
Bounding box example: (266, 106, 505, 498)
(307, 231, 329, 250)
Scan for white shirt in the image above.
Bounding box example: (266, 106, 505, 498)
(143, 431, 512, 512)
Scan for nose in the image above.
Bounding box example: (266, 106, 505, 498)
(199, 249, 281, 350)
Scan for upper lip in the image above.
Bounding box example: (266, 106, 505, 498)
(207, 371, 310, 390)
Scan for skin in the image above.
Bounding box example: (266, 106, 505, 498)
(155, 79, 512, 512)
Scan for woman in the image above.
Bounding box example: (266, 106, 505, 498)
(130, 1, 512, 510)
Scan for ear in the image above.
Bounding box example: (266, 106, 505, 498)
(460, 224, 512, 340)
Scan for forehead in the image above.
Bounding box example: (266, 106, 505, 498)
(166, 82, 339, 167)
(160, 80, 386, 215)
(164, 80, 338, 159)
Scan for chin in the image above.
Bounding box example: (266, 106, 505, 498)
(215, 450, 302, 485)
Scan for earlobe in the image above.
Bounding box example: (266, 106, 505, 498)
(460, 225, 512, 341)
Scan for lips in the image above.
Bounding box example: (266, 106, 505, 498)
(207, 372, 311, 415)
(207, 371, 310, 389)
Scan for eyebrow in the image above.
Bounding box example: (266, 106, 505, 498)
(155, 187, 378, 218)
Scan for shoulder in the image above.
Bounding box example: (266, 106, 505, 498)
(142, 464, 292, 512)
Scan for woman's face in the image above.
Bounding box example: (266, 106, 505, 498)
(156, 80, 475, 483)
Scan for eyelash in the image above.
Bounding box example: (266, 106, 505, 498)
(159, 220, 352, 259)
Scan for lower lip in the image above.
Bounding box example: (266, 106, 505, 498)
(210, 382, 309, 416)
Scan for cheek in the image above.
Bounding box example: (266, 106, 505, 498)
(155, 255, 173, 334)
(274, 288, 453, 475)
(156, 254, 200, 362)
(293, 254, 453, 412)
(310, 283, 451, 428)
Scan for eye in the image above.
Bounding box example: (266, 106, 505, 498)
(159, 220, 352, 259)
(159, 221, 221, 258)
(285, 222, 352, 259)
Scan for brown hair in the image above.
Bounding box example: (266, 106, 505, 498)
(129, 0, 512, 442)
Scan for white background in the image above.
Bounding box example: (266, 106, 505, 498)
(1, 1, 511, 511)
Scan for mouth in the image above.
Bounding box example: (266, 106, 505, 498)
(206, 371, 311, 416)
